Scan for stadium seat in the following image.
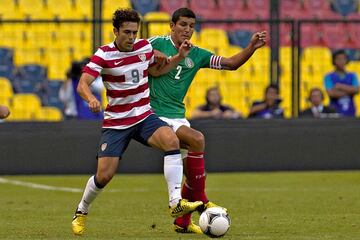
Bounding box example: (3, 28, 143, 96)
(47, 0, 91, 19)
(0, 77, 13, 98)
(18, 0, 53, 19)
(0, 47, 14, 66)
(131, 0, 160, 16)
(34, 106, 63, 121)
(143, 12, 171, 37)
(331, 0, 358, 17)
(159, 0, 188, 14)
(0, 64, 15, 80)
(45, 80, 64, 110)
(228, 30, 252, 48)
(13, 64, 47, 93)
(189, 0, 217, 19)
(9, 93, 42, 121)
(0, 0, 24, 19)
(245, 0, 270, 19)
(103, 0, 131, 18)
(199, 28, 229, 52)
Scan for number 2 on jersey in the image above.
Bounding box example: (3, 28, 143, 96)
(175, 66, 182, 80)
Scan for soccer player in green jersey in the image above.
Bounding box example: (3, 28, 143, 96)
(148, 8, 266, 234)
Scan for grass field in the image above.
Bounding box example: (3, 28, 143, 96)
(0, 171, 359, 240)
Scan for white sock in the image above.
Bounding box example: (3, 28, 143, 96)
(164, 152, 183, 207)
(77, 176, 103, 213)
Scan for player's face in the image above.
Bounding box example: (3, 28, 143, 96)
(113, 22, 139, 52)
(171, 16, 195, 46)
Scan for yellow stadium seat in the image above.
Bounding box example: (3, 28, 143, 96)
(103, 0, 131, 18)
(10, 93, 41, 121)
(47, 0, 91, 19)
(34, 106, 63, 121)
(348, 61, 360, 75)
(0, 0, 24, 19)
(18, 0, 52, 19)
(0, 77, 13, 98)
(144, 12, 171, 37)
(199, 28, 229, 53)
(302, 47, 332, 67)
(103, 23, 115, 44)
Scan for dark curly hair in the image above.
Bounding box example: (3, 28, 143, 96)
(112, 8, 140, 30)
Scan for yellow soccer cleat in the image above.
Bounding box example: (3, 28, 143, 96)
(169, 199, 203, 218)
(174, 221, 203, 234)
(200, 201, 228, 213)
(72, 210, 87, 235)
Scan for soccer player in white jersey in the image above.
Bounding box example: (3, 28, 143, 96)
(71, 8, 203, 236)
(148, 8, 266, 233)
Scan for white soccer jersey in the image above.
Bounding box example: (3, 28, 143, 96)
(83, 39, 156, 129)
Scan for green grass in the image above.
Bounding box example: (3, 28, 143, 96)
(0, 171, 359, 239)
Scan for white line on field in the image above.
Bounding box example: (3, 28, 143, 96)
(0, 177, 150, 193)
(0, 177, 346, 193)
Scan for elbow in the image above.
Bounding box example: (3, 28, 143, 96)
(76, 82, 83, 95)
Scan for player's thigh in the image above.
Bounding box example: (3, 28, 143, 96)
(176, 125, 205, 150)
(97, 128, 133, 159)
(134, 114, 179, 151)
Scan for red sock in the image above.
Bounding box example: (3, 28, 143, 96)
(186, 152, 208, 203)
(174, 182, 192, 227)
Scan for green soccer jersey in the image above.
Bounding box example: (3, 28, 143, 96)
(148, 35, 216, 118)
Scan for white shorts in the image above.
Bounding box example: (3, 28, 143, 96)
(159, 117, 190, 133)
(159, 116, 190, 159)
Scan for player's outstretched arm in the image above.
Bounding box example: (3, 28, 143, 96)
(77, 73, 102, 113)
(221, 31, 266, 70)
(149, 40, 192, 77)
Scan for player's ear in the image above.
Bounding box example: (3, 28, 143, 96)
(113, 27, 119, 36)
(170, 22, 175, 31)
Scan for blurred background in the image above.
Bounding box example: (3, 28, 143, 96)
(0, 0, 360, 121)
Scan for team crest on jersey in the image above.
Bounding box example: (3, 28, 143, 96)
(101, 143, 107, 151)
(139, 53, 146, 62)
(184, 57, 194, 68)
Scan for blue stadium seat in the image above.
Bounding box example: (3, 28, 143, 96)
(228, 30, 253, 48)
(0, 64, 15, 80)
(0, 47, 13, 66)
(131, 0, 159, 16)
(331, 0, 358, 16)
(17, 64, 47, 82)
(45, 80, 64, 110)
(14, 64, 47, 93)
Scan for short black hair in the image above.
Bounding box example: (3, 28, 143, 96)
(265, 84, 279, 94)
(112, 8, 140, 29)
(171, 7, 196, 24)
(332, 49, 348, 64)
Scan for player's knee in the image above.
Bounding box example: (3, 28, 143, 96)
(165, 135, 180, 150)
(96, 172, 114, 186)
(190, 131, 205, 149)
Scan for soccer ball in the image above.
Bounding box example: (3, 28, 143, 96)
(199, 207, 231, 238)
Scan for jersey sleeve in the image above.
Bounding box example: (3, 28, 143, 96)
(351, 73, 359, 87)
(83, 48, 105, 78)
(197, 47, 222, 69)
(324, 74, 334, 90)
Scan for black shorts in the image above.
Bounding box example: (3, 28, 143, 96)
(97, 114, 168, 158)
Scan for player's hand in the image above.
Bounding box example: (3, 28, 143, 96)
(179, 39, 192, 58)
(250, 31, 266, 49)
(88, 98, 102, 113)
(153, 50, 170, 69)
